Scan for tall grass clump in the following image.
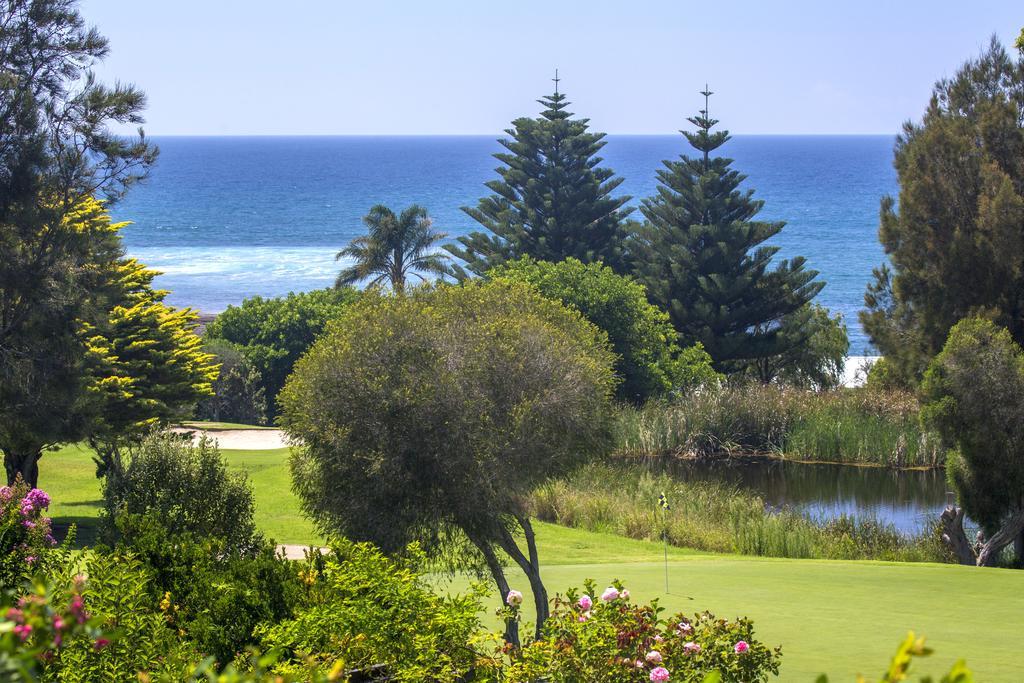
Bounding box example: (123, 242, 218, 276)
(530, 462, 948, 563)
(613, 385, 944, 467)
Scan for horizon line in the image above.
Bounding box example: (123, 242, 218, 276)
(137, 132, 899, 138)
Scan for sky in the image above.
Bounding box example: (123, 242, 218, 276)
(79, 1, 1021, 136)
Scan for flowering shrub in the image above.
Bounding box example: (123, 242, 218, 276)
(503, 580, 781, 682)
(0, 576, 108, 679)
(0, 479, 61, 590)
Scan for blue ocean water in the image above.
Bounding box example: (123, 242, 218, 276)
(115, 135, 898, 351)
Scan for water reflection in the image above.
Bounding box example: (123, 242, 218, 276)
(635, 458, 949, 535)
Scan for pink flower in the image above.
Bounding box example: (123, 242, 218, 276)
(24, 555, 35, 565)
(646, 650, 663, 664)
(678, 621, 692, 634)
(13, 624, 31, 641)
(620, 589, 630, 600)
(93, 638, 110, 650)
(601, 586, 619, 602)
(734, 640, 749, 654)
(52, 616, 64, 631)
(577, 611, 591, 623)
(683, 641, 701, 654)
(654, 634, 664, 642)
(577, 594, 593, 611)
(505, 590, 523, 607)
(635, 660, 645, 669)
(650, 666, 671, 682)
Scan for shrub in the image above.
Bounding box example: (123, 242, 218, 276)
(504, 579, 780, 682)
(257, 540, 490, 680)
(107, 512, 301, 667)
(0, 480, 62, 591)
(44, 552, 196, 681)
(204, 287, 359, 417)
(196, 339, 267, 425)
(101, 432, 261, 553)
(487, 257, 719, 401)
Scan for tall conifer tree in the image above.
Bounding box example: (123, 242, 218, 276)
(447, 73, 632, 276)
(631, 89, 823, 369)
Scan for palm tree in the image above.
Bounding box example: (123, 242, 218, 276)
(335, 204, 452, 293)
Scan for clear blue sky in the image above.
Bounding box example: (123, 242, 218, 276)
(80, 0, 1020, 135)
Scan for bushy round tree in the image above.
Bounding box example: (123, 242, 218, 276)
(487, 257, 718, 402)
(280, 281, 617, 644)
(921, 317, 1024, 566)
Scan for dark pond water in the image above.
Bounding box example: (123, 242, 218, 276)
(644, 458, 950, 536)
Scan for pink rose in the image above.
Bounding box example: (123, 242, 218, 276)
(601, 586, 619, 602)
(734, 640, 749, 654)
(577, 594, 593, 611)
(678, 621, 692, 634)
(577, 610, 591, 623)
(683, 641, 701, 654)
(505, 590, 523, 607)
(621, 589, 630, 600)
(646, 650, 663, 664)
(650, 666, 671, 682)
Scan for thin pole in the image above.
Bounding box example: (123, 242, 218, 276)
(662, 507, 669, 594)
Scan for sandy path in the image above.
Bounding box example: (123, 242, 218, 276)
(169, 427, 289, 450)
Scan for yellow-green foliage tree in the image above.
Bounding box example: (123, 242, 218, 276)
(83, 256, 218, 477)
(0, 197, 216, 486)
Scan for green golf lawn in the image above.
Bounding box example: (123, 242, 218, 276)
(39, 444, 1024, 681)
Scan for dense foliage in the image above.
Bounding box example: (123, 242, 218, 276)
(196, 339, 267, 425)
(921, 318, 1024, 566)
(630, 95, 823, 371)
(447, 83, 633, 276)
(505, 579, 780, 682)
(744, 303, 849, 389)
(204, 287, 359, 418)
(488, 257, 719, 401)
(101, 432, 261, 553)
(281, 281, 616, 643)
(335, 203, 451, 292)
(258, 541, 488, 679)
(861, 36, 1024, 386)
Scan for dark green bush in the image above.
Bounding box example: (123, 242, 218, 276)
(107, 512, 302, 667)
(196, 339, 267, 425)
(101, 432, 261, 553)
(204, 287, 359, 417)
(488, 257, 719, 401)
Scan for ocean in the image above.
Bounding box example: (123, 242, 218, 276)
(114, 135, 898, 352)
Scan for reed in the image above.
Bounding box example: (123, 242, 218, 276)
(612, 385, 944, 467)
(529, 462, 949, 563)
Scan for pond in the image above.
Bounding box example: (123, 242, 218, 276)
(641, 458, 950, 535)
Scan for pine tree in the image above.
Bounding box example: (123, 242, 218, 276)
(631, 88, 823, 369)
(447, 73, 633, 276)
(860, 36, 1024, 387)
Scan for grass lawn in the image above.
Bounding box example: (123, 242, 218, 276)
(41, 445, 1024, 681)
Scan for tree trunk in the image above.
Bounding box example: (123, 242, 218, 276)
(471, 536, 519, 648)
(1014, 530, 1024, 567)
(940, 504, 1024, 567)
(975, 509, 1024, 567)
(3, 448, 41, 488)
(939, 505, 976, 565)
(498, 517, 549, 640)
